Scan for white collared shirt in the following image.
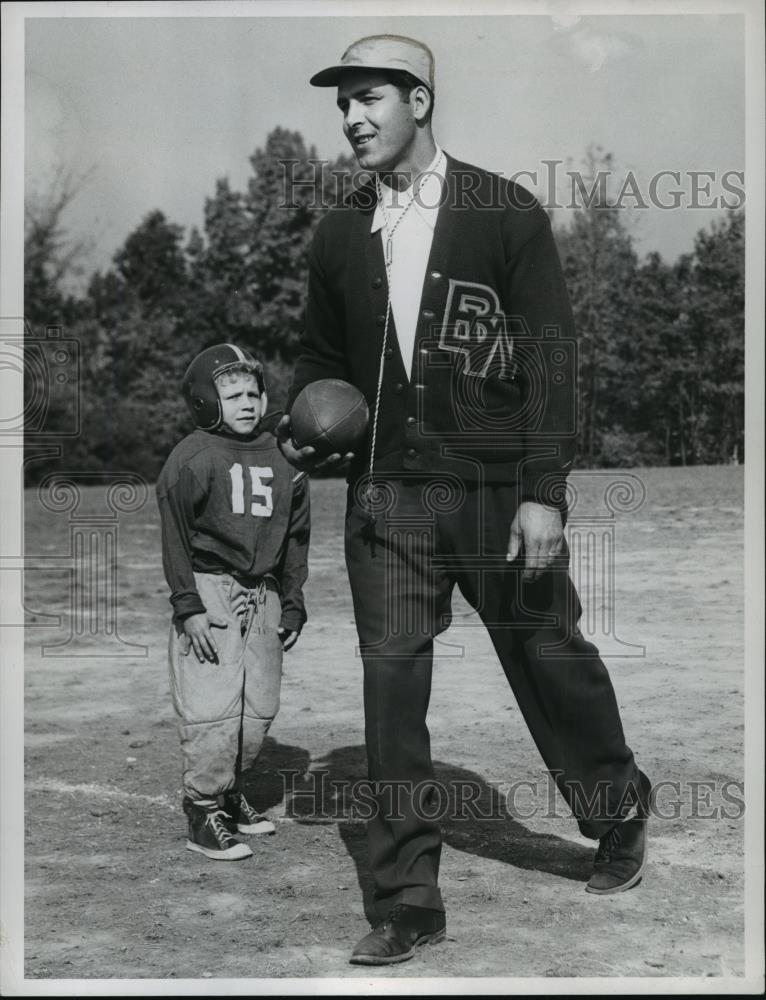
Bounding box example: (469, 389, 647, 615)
(371, 146, 446, 380)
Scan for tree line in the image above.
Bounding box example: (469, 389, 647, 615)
(24, 131, 744, 484)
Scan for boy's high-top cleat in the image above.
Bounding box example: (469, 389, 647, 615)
(183, 797, 253, 860)
(222, 790, 276, 836)
(586, 771, 652, 894)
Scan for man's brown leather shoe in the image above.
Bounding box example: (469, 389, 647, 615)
(349, 903, 446, 965)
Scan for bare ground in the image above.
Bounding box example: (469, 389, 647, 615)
(22, 465, 746, 982)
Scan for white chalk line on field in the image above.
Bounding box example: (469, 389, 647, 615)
(25, 779, 370, 822)
(26, 778, 177, 809)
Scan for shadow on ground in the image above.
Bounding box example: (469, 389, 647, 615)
(243, 739, 594, 925)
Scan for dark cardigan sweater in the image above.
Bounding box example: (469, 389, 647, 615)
(288, 153, 578, 505)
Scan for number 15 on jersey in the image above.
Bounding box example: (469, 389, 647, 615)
(229, 463, 274, 517)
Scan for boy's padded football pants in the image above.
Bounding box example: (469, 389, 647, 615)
(168, 572, 283, 800)
(345, 476, 641, 916)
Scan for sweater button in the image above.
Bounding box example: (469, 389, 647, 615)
(422, 309, 435, 320)
(430, 270, 442, 280)
(407, 447, 418, 458)
(372, 276, 383, 289)
(376, 314, 385, 326)
(406, 416, 416, 426)
(394, 383, 404, 394)
(384, 348, 394, 360)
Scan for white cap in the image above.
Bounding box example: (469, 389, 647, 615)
(310, 34, 435, 91)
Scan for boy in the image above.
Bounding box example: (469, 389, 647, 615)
(157, 343, 309, 861)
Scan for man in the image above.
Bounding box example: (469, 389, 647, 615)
(278, 34, 651, 966)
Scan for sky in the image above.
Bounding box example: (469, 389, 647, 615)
(23, 8, 746, 286)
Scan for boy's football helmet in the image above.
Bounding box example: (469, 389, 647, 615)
(182, 343, 267, 430)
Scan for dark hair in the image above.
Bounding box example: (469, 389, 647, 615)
(387, 70, 435, 124)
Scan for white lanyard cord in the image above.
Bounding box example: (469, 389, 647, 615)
(365, 176, 416, 518)
(365, 277, 392, 517)
(365, 157, 444, 522)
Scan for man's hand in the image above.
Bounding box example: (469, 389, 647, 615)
(276, 414, 355, 472)
(278, 627, 299, 652)
(181, 612, 228, 663)
(506, 501, 564, 581)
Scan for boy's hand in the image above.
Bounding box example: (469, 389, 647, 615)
(182, 612, 228, 663)
(276, 414, 354, 472)
(278, 627, 299, 652)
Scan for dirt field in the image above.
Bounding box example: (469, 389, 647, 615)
(22, 465, 747, 984)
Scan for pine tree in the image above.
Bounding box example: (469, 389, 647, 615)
(555, 149, 639, 466)
(680, 210, 744, 463)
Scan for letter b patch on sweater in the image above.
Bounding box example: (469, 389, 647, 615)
(439, 279, 521, 379)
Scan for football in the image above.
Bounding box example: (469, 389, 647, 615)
(290, 379, 369, 457)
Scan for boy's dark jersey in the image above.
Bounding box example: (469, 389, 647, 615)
(156, 425, 309, 632)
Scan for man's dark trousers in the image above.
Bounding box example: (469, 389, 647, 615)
(344, 474, 641, 916)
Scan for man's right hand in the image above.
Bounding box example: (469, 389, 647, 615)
(276, 414, 354, 472)
(181, 612, 228, 663)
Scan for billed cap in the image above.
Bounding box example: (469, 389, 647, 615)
(310, 34, 434, 91)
